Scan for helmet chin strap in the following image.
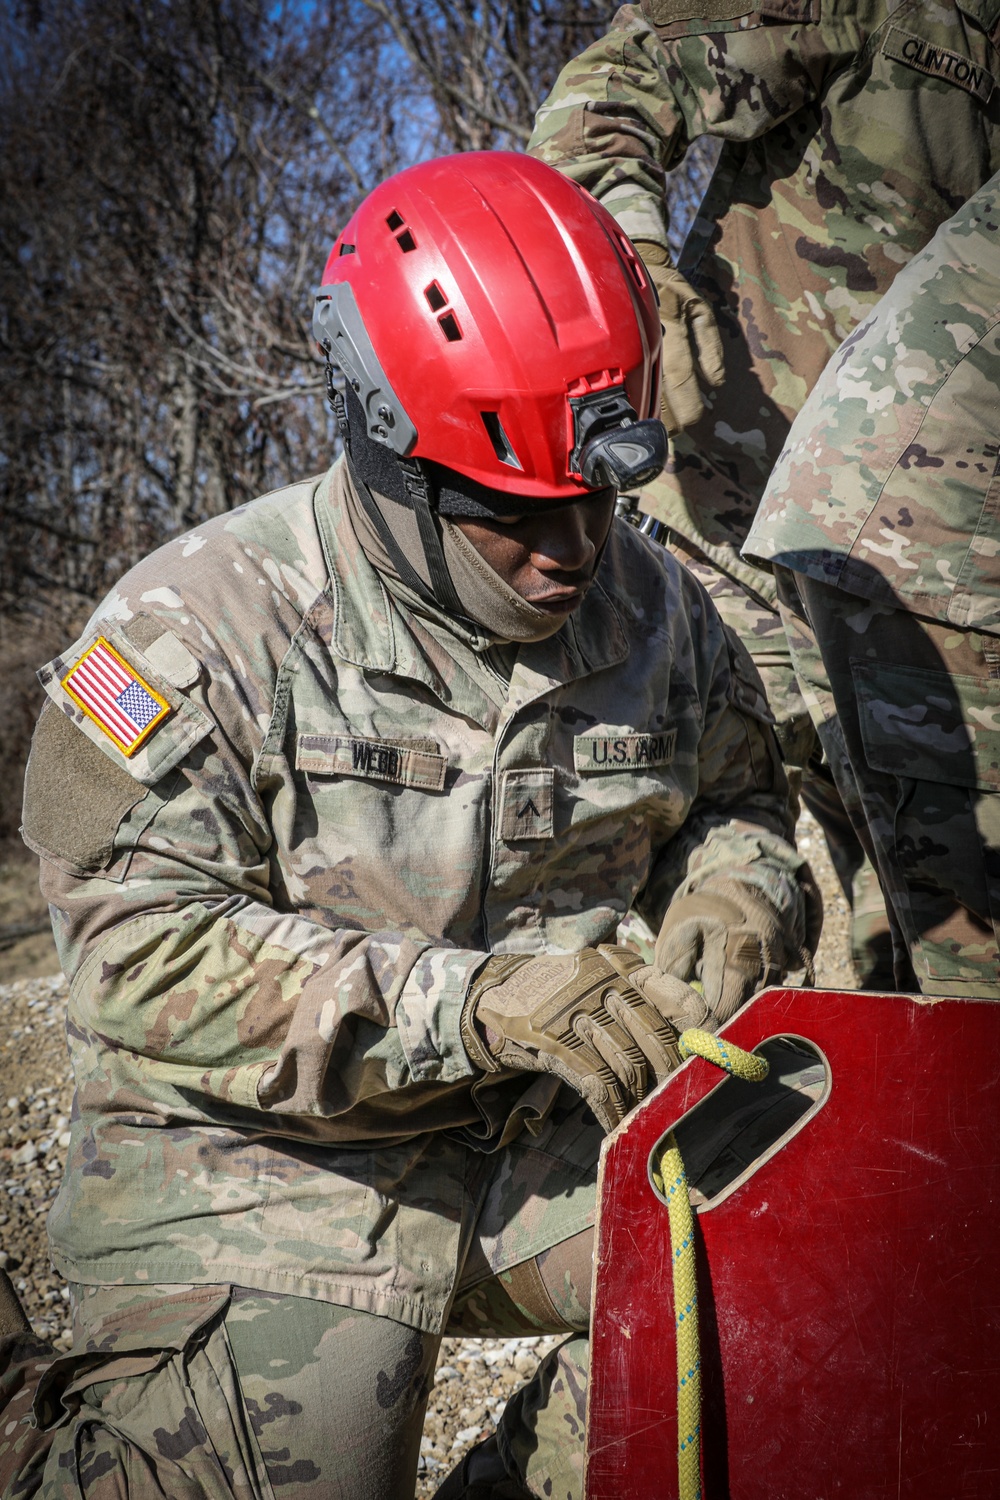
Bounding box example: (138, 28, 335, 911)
(395, 461, 469, 620)
(334, 368, 615, 637)
(333, 374, 471, 620)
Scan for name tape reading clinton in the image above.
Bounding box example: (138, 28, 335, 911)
(574, 729, 677, 773)
(883, 27, 996, 103)
(61, 637, 170, 757)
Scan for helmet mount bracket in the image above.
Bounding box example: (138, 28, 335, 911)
(313, 282, 418, 457)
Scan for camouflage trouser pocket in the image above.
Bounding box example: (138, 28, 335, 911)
(854, 660, 1000, 988)
(29, 1286, 275, 1499)
(18, 1284, 441, 1500)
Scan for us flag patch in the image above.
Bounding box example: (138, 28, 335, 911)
(62, 636, 170, 756)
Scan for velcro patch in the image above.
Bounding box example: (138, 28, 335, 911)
(641, 0, 751, 22)
(499, 769, 554, 841)
(759, 0, 820, 19)
(574, 730, 676, 773)
(295, 733, 447, 791)
(882, 26, 996, 103)
(61, 636, 170, 757)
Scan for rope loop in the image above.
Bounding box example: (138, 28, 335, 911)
(678, 1027, 769, 1083)
(653, 1028, 769, 1500)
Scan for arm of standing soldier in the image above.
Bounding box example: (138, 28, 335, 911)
(530, 4, 822, 431)
(528, 5, 826, 254)
(528, 7, 687, 253)
(531, 10, 725, 434)
(636, 622, 820, 1023)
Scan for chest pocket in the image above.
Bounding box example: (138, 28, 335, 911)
(568, 725, 686, 832)
(880, 2, 1000, 104)
(544, 726, 690, 902)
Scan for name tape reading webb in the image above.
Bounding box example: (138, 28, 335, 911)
(296, 734, 448, 791)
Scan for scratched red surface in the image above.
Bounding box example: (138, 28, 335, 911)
(586, 988, 1000, 1500)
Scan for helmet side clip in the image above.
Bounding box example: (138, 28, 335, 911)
(313, 282, 418, 457)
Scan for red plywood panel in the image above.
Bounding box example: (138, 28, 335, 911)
(586, 988, 1000, 1500)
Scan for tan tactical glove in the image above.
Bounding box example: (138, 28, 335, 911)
(460, 945, 700, 1132)
(655, 877, 815, 1027)
(635, 240, 725, 434)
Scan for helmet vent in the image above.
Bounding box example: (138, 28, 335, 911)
(385, 210, 417, 252)
(438, 312, 462, 342)
(481, 411, 522, 469)
(613, 230, 647, 293)
(338, 242, 356, 257)
(424, 281, 447, 312)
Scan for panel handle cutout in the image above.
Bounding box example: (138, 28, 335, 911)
(649, 1034, 830, 1210)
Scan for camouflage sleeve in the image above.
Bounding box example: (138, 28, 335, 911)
(528, 4, 830, 252)
(637, 599, 809, 932)
(26, 650, 483, 1133)
(743, 173, 1000, 627)
(528, 7, 683, 248)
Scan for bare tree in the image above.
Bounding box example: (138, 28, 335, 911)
(0, 0, 403, 616)
(0, 0, 716, 838)
(0, 0, 407, 836)
(359, 0, 607, 151)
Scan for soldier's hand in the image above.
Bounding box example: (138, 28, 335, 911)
(654, 877, 803, 1025)
(635, 240, 725, 434)
(460, 945, 700, 1132)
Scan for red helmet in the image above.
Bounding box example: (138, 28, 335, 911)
(313, 152, 665, 503)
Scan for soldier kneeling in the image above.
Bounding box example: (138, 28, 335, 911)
(11, 153, 817, 1499)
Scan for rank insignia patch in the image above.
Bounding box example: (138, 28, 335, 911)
(62, 636, 170, 756)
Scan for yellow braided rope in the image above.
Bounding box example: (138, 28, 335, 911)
(651, 1028, 769, 1500)
(679, 1028, 770, 1084)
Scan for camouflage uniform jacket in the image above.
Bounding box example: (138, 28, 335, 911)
(528, 0, 1000, 603)
(22, 460, 802, 1326)
(744, 172, 1000, 633)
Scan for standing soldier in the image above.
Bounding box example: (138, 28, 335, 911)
(529, 0, 1000, 986)
(746, 172, 1000, 999)
(9, 154, 816, 1499)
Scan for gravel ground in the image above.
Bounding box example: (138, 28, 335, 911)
(0, 974, 75, 1350)
(0, 809, 853, 1494)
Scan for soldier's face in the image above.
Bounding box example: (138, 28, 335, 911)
(453, 489, 616, 617)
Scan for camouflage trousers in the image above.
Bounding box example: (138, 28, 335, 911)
(0, 1273, 591, 1500)
(775, 567, 1000, 998)
(0, 1091, 601, 1500)
(667, 536, 894, 987)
